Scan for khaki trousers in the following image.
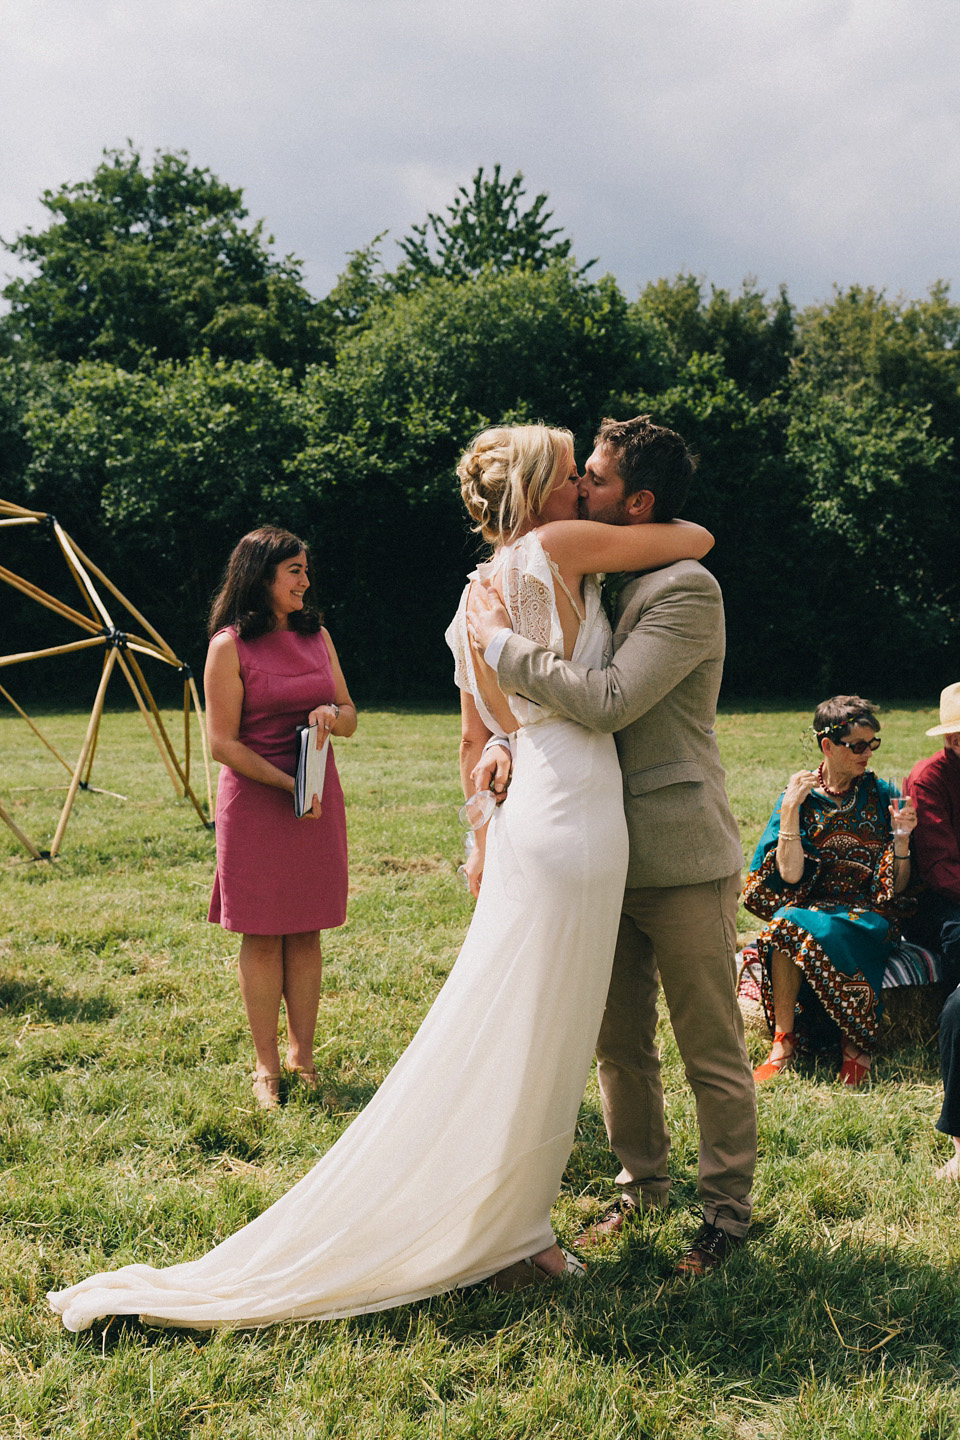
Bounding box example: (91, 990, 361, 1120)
(596, 871, 757, 1237)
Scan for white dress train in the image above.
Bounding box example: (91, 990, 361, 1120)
(49, 532, 629, 1331)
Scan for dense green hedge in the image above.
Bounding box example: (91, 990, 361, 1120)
(2, 154, 958, 705)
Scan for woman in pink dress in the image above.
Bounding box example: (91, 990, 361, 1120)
(205, 526, 357, 1108)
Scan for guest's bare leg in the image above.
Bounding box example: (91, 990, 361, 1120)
(238, 935, 284, 1105)
(768, 947, 802, 1062)
(281, 930, 323, 1074)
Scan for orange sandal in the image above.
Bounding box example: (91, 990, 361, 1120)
(753, 1031, 795, 1084)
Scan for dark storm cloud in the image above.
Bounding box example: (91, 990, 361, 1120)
(2, 0, 958, 307)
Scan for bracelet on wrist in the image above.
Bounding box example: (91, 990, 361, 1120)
(778, 831, 801, 840)
(893, 850, 910, 860)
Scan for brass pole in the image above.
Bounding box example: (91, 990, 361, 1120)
(64, 538, 179, 662)
(0, 564, 103, 631)
(124, 650, 210, 824)
(0, 796, 44, 860)
(49, 648, 118, 857)
(0, 682, 74, 775)
(114, 650, 181, 792)
(0, 637, 107, 668)
(188, 674, 214, 815)
(53, 523, 113, 629)
(0, 501, 46, 519)
(183, 680, 191, 789)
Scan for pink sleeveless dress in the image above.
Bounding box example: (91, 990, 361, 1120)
(207, 626, 347, 935)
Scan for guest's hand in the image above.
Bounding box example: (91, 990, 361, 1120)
(471, 745, 512, 804)
(783, 770, 818, 808)
(466, 581, 512, 653)
(309, 703, 340, 736)
(891, 796, 917, 840)
(298, 792, 322, 820)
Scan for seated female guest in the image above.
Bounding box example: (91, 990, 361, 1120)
(204, 527, 357, 1108)
(743, 695, 916, 1086)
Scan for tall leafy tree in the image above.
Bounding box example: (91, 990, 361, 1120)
(2, 147, 329, 372)
(392, 165, 593, 289)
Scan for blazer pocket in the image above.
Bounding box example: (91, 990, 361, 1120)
(626, 760, 704, 796)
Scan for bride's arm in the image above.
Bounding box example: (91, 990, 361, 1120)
(459, 690, 491, 801)
(458, 691, 492, 897)
(537, 518, 712, 578)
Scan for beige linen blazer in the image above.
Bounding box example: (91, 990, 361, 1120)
(496, 559, 744, 890)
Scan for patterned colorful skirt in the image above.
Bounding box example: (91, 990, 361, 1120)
(755, 903, 892, 1051)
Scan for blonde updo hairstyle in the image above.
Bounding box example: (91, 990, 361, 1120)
(457, 424, 574, 545)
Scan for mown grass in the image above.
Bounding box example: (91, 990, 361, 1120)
(1, 700, 958, 1439)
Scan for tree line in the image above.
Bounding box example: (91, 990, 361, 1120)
(2, 148, 958, 705)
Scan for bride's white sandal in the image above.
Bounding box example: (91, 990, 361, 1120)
(489, 1248, 586, 1291)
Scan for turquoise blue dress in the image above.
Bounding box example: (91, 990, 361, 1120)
(743, 774, 904, 1051)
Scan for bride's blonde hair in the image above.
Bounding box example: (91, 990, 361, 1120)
(456, 424, 574, 545)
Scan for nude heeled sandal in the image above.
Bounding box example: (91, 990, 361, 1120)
(251, 1072, 282, 1109)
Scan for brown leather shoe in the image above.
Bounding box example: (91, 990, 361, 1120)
(574, 1198, 639, 1248)
(674, 1221, 744, 1277)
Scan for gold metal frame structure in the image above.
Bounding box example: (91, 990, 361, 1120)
(0, 498, 213, 859)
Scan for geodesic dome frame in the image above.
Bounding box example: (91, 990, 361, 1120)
(0, 498, 213, 859)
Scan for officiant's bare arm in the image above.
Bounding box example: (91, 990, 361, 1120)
(204, 631, 298, 795)
(307, 629, 358, 739)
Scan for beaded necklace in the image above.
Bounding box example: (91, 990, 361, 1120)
(816, 762, 860, 813)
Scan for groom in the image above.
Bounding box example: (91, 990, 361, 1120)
(468, 414, 757, 1276)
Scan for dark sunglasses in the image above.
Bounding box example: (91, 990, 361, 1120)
(833, 736, 882, 755)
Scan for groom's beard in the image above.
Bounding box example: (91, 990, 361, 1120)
(578, 495, 631, 526)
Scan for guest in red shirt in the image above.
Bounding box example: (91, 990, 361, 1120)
(906, 682, 960, 1180)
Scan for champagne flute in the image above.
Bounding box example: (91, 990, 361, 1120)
(884, 776, 911, 838)
(458, 789, 498, 831)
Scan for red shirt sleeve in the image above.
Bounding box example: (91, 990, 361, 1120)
(911, 761, 960, 901)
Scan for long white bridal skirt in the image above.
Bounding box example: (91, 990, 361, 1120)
(50, 717, 628, 1331)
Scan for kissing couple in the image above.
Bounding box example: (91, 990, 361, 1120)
(51, 415, 755, 1331)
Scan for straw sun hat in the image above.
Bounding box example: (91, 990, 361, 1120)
(926, 681, 960, 736)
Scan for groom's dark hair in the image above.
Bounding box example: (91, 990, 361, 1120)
(595, 415, 698, 522)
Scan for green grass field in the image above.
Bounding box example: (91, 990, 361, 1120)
(1, 701, 958, 1439)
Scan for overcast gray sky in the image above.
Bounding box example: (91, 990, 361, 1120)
(2, 0, 958, 310)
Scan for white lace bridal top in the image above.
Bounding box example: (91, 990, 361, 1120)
(445, 529, 610, 732)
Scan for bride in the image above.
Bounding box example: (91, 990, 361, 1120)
(49, 423, 711, 1331)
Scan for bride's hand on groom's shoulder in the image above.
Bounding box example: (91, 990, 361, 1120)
(466, 581, 511, 652)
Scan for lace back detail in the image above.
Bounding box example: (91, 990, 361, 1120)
(503, 568, 553, 648)
(444, 529, 610, 730)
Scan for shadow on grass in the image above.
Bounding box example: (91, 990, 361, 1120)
(336, 1225, 960, 1391)
(0, 972, 116, 1023)
(53, 1224, 960, 1407)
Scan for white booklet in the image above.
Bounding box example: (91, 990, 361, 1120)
(294, 723, 331, 817)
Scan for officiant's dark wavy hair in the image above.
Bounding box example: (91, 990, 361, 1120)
(208, 526, 323, 640)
